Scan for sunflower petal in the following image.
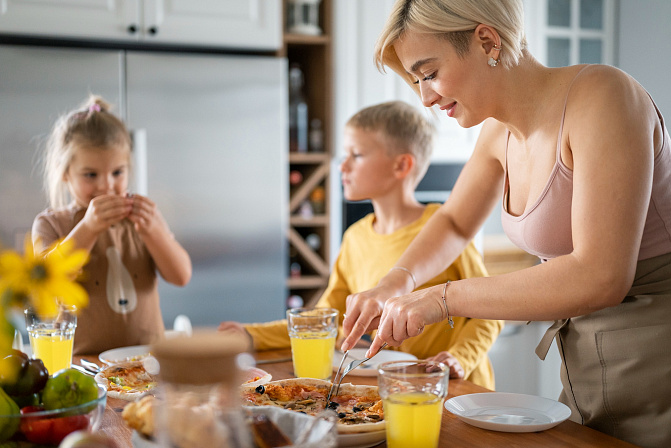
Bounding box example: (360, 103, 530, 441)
(52, 281, 89, 311)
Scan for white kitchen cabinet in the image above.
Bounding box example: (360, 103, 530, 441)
(0, 0, 281, 51)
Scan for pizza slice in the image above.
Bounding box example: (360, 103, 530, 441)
(95, 361, 157, 401)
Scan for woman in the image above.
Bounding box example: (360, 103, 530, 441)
(340, 1, 671, 446)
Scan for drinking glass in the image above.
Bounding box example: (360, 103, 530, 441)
(377, 360, 449, 448)
(25, 306, 77, 375)
(287, 307, 338, 379)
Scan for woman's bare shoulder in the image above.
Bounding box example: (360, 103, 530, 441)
(568, 64, 649, 109)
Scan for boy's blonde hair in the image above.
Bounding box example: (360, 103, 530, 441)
(375, 0, 527, 93)
(43, 95, 132, 208)
(346, 100, 435, 185)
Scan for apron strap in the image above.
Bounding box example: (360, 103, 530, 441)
(535, 319, 569, 360)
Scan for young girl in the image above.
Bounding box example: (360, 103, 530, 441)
(32, 95, 192, 355)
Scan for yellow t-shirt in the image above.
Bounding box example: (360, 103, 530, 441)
(245, 203, 503, 389)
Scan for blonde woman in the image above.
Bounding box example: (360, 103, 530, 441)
(341, 1, 671, 446)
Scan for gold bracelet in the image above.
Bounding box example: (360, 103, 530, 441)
(389, 266, 417, 290)
(441, 281, 454, 328)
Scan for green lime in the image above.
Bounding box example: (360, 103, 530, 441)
(0, 387, 20, 441)
(41, 369, 98, 410)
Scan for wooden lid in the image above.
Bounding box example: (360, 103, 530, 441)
(150, 330, 248, 385)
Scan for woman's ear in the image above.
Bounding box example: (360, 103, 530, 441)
(394, 153, 416, 179)
(474, 23, 502, 56)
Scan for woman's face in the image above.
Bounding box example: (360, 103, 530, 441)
(64, 144, 130, 208)
(394, 30, 490, 128)
(339, 126, 400, 202)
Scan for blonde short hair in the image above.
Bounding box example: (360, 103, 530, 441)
(43, 95, 131, 208)
(375, 0, 527, 90)
(346, 101, 435, 184)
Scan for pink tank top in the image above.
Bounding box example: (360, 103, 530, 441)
(501, 67, 671, 262)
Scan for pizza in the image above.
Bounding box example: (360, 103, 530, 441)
(240, 378, 385, 434)
(94, 361, 157, 401)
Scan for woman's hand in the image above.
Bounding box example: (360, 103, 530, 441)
(341, 284, 397, 352)
(341, 268, 418, 352)
(425, 351, 465, 379)
(82, 194, 132, 234)
(366, 284, 446, 357)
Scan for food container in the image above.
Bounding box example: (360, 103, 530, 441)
(0, 384, 107, 444)
(150, 330, 252, 448)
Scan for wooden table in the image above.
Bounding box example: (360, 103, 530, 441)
(82, 350, 638, 447)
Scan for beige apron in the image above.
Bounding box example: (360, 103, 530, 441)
(536, 252, 671, 447)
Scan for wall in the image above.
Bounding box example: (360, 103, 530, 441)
(617, 0, 671, 118)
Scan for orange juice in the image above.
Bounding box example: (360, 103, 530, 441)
(383, 391, 444, 448)
(28, 327, 75, 374)
(289, 330, 336, 379)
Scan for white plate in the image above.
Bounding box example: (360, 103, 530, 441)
(337, 429, 386, 447)
(99, 345, 151, 365)
(444, 392, 572, 433)
(332, 349, 417, 377)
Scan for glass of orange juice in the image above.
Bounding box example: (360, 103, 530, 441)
(25, 306, 77, 375)
(378, 360, 449, 448)
(287, 307, 338, 380)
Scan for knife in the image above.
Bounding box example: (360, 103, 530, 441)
(72, 364, 96, 376)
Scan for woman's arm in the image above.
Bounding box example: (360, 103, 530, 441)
(341, 119, 507, 350)
(367, 66, 658, 354)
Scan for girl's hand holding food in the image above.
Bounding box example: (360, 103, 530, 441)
(126, 194, 162, 236)
(82, 194, 133, 234)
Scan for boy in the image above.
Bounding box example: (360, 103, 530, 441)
(219, 101, 502, 388)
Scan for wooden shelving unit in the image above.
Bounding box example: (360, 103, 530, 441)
(280, 0, 333, 308)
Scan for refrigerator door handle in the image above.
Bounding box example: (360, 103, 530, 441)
(131, 128, 148, 196)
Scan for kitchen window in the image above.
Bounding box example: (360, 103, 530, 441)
(526, 0, 616, 67)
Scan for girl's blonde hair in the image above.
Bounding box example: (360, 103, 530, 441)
(375, 0, 527, 90)
(43, 95, 132, 208)
(346, 100, 435, 185)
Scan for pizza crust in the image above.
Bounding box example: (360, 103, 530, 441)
(241, 378, 385, 434)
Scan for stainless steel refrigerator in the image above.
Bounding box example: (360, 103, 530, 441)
(0, 44, 287, 326)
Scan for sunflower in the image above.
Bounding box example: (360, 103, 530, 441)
(0, 236, 89, 378)
(0, 236, 89, 319)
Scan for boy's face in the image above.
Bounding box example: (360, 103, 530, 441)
(340, 126, 400, 202)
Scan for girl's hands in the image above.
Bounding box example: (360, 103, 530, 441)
(82, 194, 133, 234)
(425, 351, 465, 379)
(127, 194, 161, 236)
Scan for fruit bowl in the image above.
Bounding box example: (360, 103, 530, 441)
(0, 383, 107, 445)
